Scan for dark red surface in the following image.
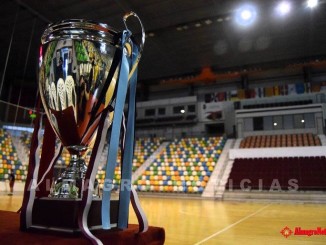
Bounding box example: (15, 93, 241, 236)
(226, 157, 326, 191)
(1, 211, 165, 245)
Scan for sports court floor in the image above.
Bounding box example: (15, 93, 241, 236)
(1, 192, 325, 244)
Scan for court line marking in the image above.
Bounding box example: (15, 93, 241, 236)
(194, 203, 272, 245)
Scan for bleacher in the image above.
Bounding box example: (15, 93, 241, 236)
(226, 157, 326, 191)
(13, 131, 166, 191)
(134, 136, 226, 194)
(3, 124, 325, 199)
(0, 128, 26, 181)
(132, 137, 164, 171)
(19, 131, 69, 169)
(240, 133, 321, 148)
(20, 131, 32, 149)
(96, 137, 164, 190)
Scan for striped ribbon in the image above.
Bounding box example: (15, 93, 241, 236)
(20, 112, 41, 229)
(25, 116, 43, 228)
(118, 43, 139, 229)
(130, 185, 148, 233)
(35, 117, 60, 197)
(78, 107, 111, 245)
(35, 142, 62, 191)
(101, 30, 131, 229)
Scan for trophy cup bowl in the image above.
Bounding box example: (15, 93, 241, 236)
(38, 19, 122, 198)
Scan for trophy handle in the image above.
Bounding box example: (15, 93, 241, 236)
(123, 11, 145, 53)
(123, 11, 145, 80)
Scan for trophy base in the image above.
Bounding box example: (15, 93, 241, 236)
(31, 198, 118, 233)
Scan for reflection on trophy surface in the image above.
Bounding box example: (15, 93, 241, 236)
(38, 20, 120, 198)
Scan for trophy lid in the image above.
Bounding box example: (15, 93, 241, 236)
(41, 19, 121, 47)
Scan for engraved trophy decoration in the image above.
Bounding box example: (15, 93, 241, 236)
(37, 14, 144, 199)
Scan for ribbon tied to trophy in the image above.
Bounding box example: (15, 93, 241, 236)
(20, 12, 148, 245)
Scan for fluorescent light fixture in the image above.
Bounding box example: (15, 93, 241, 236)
(235, 4, 257, 27)
(307, 0, 318, 8)
(276, 1, 291, 16)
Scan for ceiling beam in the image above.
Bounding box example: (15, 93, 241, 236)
(15, 0, 51, 24)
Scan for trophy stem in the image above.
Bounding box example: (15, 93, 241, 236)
(49, 151, 87, 198)
(64, 154, 88, 179)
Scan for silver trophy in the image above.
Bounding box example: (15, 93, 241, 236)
(38, 14, 144, 198)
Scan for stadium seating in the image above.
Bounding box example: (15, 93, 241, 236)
(96, 137, 164, 190)
(240, 133, 321, 148)
(15, 130, 165, 190)
(0, 128, 26, 181)
(20, 131, 32, 149)
(134, 136, 226, 194)
(226, 157, 326, 191)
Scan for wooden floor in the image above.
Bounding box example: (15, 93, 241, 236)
(1, 192, 326, 244)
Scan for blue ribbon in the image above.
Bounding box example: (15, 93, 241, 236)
(101, 30, 131, 229)
(118, 44, 139, 229)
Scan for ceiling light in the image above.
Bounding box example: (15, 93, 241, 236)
(307, 0, 318, 8)
(276, 1, 291, 16)
(182, 25, 189, 30)
(241, 10, 253, 20)
(195, 23, 202, 27)
(205, 19, 213, 25)
(235, 4, 257, 27)
(224, 16, 231, 21)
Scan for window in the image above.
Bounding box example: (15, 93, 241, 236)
(273, 116, 283, 130)
(204, 94, 212, 103)
(158, 108, 166, 115)
(188, 104, 196, 113)
(145, 108, 155, 117)
(173, 106, 185, 114)
(304, 113, 315, 128)
(283, 115, 293, 129)
(294, 114, 305, 129)
(244, 118, 253, 131)
(263, 116, 273, 130)
(253, 117, 263, 131)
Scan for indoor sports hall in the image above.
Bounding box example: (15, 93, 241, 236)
(1, 0, 326, 244)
